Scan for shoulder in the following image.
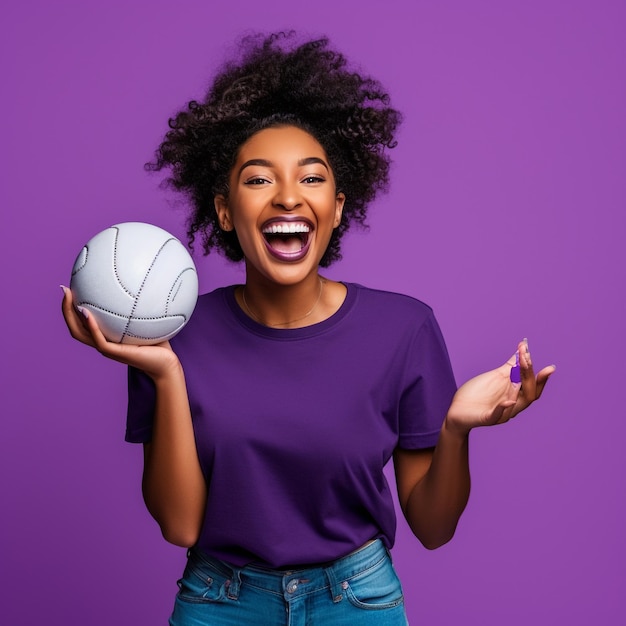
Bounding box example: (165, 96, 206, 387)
(196, 285, 233, 306)
(347, 283, 435, 325)
(339, 283, 445, 350)
(170, 285, 235, 346)
(188, 285, 236, 319)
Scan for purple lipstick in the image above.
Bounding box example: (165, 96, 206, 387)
(261, 216, 314, 262)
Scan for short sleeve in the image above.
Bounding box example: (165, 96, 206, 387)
(397, 311, 457, 450)
(125, 366, 156, 443)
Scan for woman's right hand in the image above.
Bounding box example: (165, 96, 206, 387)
(63, 285, 205, 546)
(61, 286, 179, 381)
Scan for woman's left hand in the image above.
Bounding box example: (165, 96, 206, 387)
(445, 339, 555, 435)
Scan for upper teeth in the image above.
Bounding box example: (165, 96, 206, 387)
(263, 223, 310, 234)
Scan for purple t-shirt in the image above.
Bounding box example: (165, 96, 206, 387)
(126, 283, 456, 568)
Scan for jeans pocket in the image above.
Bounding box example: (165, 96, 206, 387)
(344, 556, 404, 610)
(176, 559, 230, 604)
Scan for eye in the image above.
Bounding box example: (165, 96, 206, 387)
(302, 175, 325, 184)
(243, 176, 270, 185)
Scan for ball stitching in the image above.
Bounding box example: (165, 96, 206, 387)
(165, 267, 196, 316)
(121, 236, 174, 341)
(112, 226, 138, 298)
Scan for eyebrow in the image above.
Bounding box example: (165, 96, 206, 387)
(237, 157, 330, 178)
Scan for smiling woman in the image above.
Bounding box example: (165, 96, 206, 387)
(61, 31, 555, 626)
(146, 33, 399, 269)
(213, 126, 346, 320)
(239, 151, 337, 263)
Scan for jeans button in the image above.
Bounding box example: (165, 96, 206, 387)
(287, 579, 299, 593)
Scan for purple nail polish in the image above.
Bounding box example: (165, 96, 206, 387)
(76, 306, 89, 319)
(510, 352, 521, 384)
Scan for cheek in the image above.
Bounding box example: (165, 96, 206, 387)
(228, 199, 258, 232)
(230, 213, 263, 254)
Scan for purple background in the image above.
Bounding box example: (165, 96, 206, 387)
(2, 1, 624, 623)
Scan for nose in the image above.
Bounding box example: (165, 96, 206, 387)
(272, 181, 302, 211)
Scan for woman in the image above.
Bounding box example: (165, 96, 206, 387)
(62, 33, 554, 625)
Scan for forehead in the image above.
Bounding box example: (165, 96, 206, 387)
(235, 126, 328, 163)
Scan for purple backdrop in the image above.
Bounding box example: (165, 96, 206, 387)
(2, 1, 624, 624)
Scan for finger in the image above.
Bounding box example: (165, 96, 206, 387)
(487, 399, 516, 426)
(60, 284, 71, 305)
(506, 339, 529, 382)
(519, 338, 537, 399)
(60, 285, 76, 323)
(77, 304, 171, 367)
(506, 352, 517, 367)
(61, 286, 94, 343)
(76, 304, 115, 353)
(509, 351, 521, 387)
(500, 400, 518, 423)
(534, 364, 556, 400)
(61, 286, 88, 330)
(520, 338, 533, 372)
(76, 306, 137, 364)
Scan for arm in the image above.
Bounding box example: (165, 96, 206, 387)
(394, 339, 555, 550)
(394, 424, 470, 550)
(62, 287, 206, 546)
(140, 362, 206, 547)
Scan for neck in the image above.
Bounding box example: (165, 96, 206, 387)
(240, 273, 326, 328)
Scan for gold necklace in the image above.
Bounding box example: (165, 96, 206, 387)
(241, 277, 324, 327)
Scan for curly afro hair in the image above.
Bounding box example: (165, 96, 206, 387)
(148, 32, 401, 266)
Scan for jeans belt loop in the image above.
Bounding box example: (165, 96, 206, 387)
(225, 569, 242, 600)
(324, 564, 344, 603)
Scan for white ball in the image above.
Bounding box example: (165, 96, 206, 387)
(70, 222, 199, 345)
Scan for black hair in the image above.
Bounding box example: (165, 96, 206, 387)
(147, 31, 401, 266)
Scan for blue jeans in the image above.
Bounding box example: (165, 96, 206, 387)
(169, 539, 409, 625)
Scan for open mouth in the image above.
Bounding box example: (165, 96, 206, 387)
(261, 218, 313, 262)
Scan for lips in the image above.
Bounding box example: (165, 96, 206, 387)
(261, 216, 314, 262)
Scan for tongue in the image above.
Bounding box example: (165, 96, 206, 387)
(267, 235, 302, 253)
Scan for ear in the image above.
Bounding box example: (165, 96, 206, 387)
(214, 194, 234, 231)
(333, 192, 346, 228)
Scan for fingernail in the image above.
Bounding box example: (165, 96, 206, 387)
(523, 338, 532, 366)
(60, 285, 68, 294)
(76, 305, 89, 319)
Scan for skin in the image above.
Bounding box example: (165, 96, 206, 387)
(61, 125, 555, 550)
(395, 340, 554, 548)
(214, 125, 347, 326)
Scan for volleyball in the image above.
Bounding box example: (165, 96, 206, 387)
(70, 222, 198, 345)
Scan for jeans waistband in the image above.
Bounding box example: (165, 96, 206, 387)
(188, 539, 390, 603)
